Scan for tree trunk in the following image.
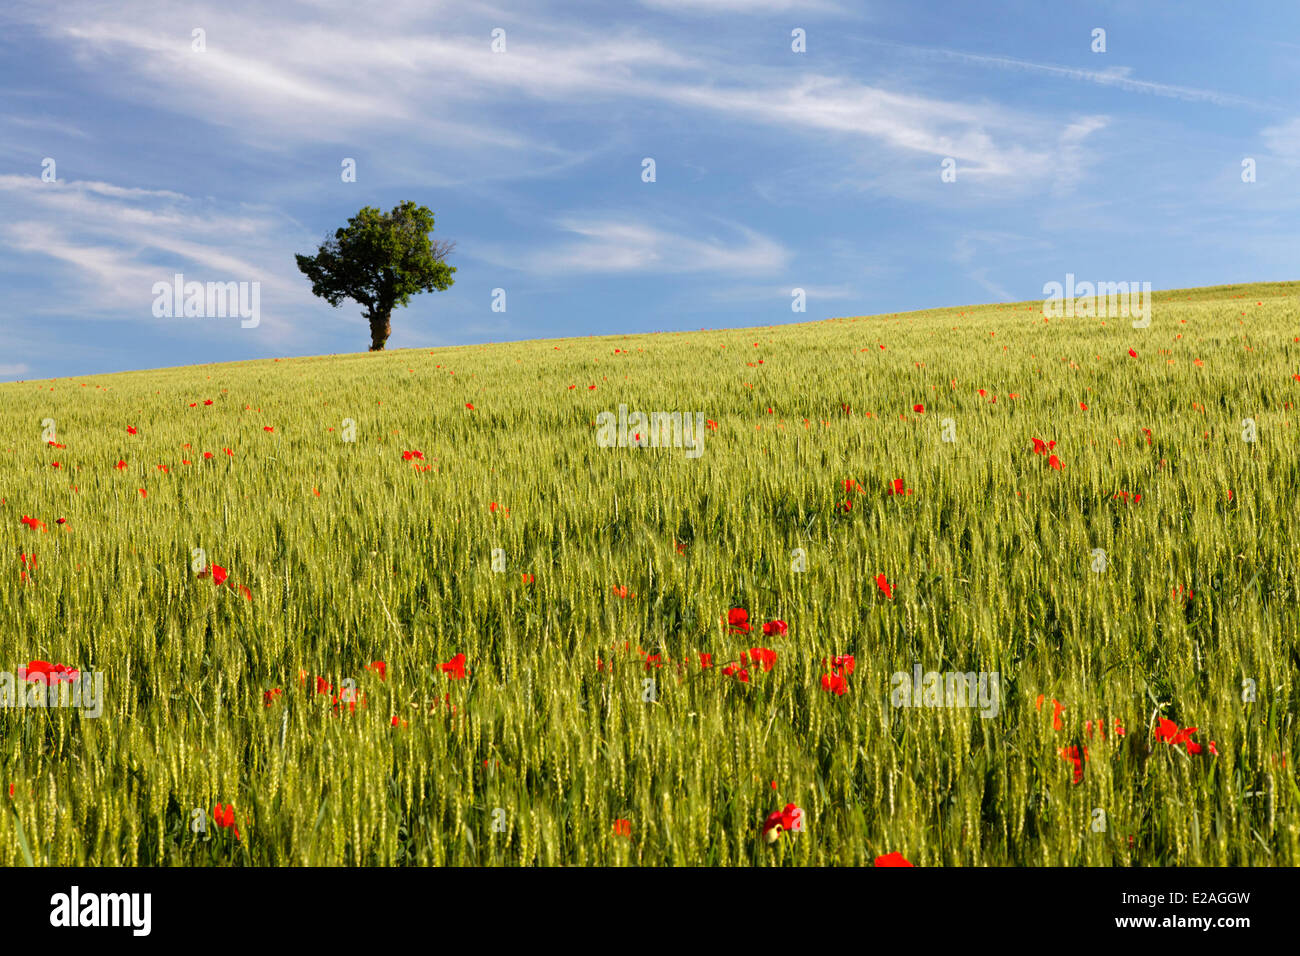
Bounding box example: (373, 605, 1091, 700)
(368, 310, 392, 351)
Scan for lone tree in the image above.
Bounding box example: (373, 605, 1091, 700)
(295, 201, 455, 351)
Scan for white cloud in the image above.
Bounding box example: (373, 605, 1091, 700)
(0, 175, 319, 346)
(662, 75, 1047, 175)
(1261, 117, 1300, 162)
(478, 217, 789, 276)
(641, 0, 842, 12)
(1053, 115, 1109, 189)
(862, 41, 1266, 109)
(14, 0, 1086, 187)
(704, 283, 858, 303)
(0, 114, 91, 139)
(0, 175, 301, 293)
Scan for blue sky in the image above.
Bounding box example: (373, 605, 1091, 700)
(1, 0, 1297, 381)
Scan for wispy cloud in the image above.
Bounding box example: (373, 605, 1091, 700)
(952, 230, 1053, 302)
(478, 217, 790, 276)
(16, 1, 1086, 187)
(641, 0, 844, 12)
(0, 114, 91, 139)
(0, 174, 315, 346)
(858, 39, 1267, 110)
(1054, 115, 1110, 190)
(1261, 117, 1300, 163)
(703, 282, 859, 303)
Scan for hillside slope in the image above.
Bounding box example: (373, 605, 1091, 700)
(2, 280, 1298, 865)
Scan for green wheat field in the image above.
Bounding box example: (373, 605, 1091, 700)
(2, 280, 1298, 866)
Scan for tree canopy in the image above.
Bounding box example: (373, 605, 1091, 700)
(295, 201, 455, 351)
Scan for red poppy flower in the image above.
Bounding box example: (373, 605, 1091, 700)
(875, 573, 893, 599)
(213, 803, 241, 839)
(912, 404, 924, 413)
(821, 672, 848, 696)
(762, 803, 804, 842)
(127, 426, 137, 435)
(366, 661, 387, 680)
(1154, 718, 1184, 744)
(263, 688, 283, 706)
(699, 653, 713, 668)
(403, 450, 424, 461)
(612, 819, 632, 837)
(20, 515, 47, 532)
(1034, 694, 1065, 731)
(749, 647, 777, 671)
(208, 565, 228, 586)
(1154, 717, 1210, 754)
(1048, 454, 1062, 470)
(204, 399, 213, 405)
(465, 402, 475, 410)
(440, 653, 467, 680)
(1060, 745, 1087, 783)
(725, 608, 751, 633)
(115, 460, 127, 470)
(1128, 349, 1137, 358)
(887, 478, 913, 496)
(1079, 402, 1088, 411)
(825, 654, 855, 675)
(762, 620, 787, 637)
(390, 715, 408, 728)
(721, 664, 750, 683)
(333, 687, 366, 713)
(874, 851, 913, 867)
(19, 661, 79, 683)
